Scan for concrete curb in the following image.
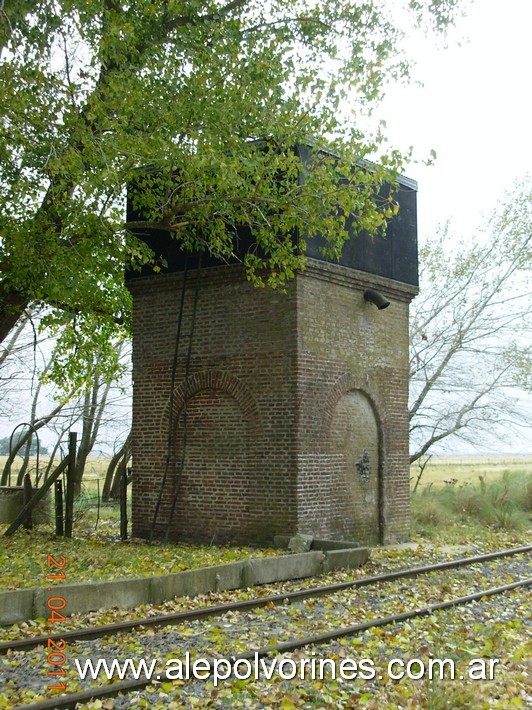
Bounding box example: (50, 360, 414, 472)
(0, 548, 369, 626)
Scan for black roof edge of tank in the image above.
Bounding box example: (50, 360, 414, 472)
(245, 139, 418, 192)
(126, 140, 417, 194)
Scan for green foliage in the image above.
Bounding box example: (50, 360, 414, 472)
(39, 309, 129, 393)
(411, 498, 450, 537)
(0, 435, 47, 456)
(0, 0, 462, 387)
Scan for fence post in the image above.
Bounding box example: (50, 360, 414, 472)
(95, 478, 101, 531)
(55, 479, 64, 536)
(64, 432, 77, 539)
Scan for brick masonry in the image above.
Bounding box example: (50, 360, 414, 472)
(128, 258, 417, 545)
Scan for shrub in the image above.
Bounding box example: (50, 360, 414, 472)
(523, 479, 532, 512)
(449, 487, 491, 521)
(411, 498, 449, 536)
(488, 504, 528, 531)
(412, 470, 532, 534)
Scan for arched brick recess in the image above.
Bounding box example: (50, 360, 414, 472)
(155, 370, 261, 541)
(323, 372, 382, 438)
(159, 369, 260, 437)
(328, 388, 381, 544)
(296, 372, 384, 542)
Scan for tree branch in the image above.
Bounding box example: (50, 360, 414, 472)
(164, 0, 250, 33)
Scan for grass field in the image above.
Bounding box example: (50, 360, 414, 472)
(410, 458, 531, 542)
(410, 455, 532, 488)
(3, 454, 531, 484)
(0, 455, 112, 483)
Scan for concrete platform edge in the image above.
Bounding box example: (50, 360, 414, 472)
(0, 548, 369, 626)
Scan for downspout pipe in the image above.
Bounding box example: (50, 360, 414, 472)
(364, 288, 390, 310)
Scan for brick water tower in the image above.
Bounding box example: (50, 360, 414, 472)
(126, 148, 418, 545)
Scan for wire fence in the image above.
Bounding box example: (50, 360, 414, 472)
(425, 455, 532, 466)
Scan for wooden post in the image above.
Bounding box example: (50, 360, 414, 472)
(64, 432, 77, 539)
(55, 479, 64, 536)
(95, 478, 101, 530)
(120, 466, 128, 541)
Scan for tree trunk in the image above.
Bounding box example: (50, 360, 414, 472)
(110, 454, 129, 500)
(44, 437, 64, 481)
(102, 432, 131, 501)
(0, 290, 29, 345)
(74, 445, 90, 497)
(15, 439, 33, 485)
(1, 405, 64, 485)
(102, 450, 121, 501)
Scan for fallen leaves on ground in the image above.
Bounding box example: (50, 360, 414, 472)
(0, 524, 529, 709)
(0, 519, 279, 592)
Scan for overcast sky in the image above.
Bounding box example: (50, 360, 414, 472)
(379, 0, 532, 242)
(377, 0, 531, 455)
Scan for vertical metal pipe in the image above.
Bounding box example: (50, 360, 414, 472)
(120, 466, 128, 541)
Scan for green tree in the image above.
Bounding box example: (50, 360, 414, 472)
(0, 0, 461, 386)
(409, 177, 532, 464)
(0, 435, 47, 456)
(0, 306, 133, 485)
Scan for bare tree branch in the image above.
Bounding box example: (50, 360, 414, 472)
(409, 179, 531, 464)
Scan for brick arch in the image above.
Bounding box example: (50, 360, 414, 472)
(325, 374, 382, 545)
(155, 371, 259, 541)
(324, 372, 381, 433)
(159, 369, 261, 435)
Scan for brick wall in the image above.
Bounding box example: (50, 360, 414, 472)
(129, 267, 299, 542)
(295, 261, 416, 543)
(128, 258, 417, 544)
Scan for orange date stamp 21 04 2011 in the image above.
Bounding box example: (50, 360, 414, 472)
(46, 555, 67, 691)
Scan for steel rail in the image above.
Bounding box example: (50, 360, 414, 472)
(14, 577, 532, 710)
(238, 577, 532, 658)
(1, 544, 530, 655)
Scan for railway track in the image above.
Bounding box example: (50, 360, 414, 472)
(2, 545, 530, 656)
(2, 545, 530, 709)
